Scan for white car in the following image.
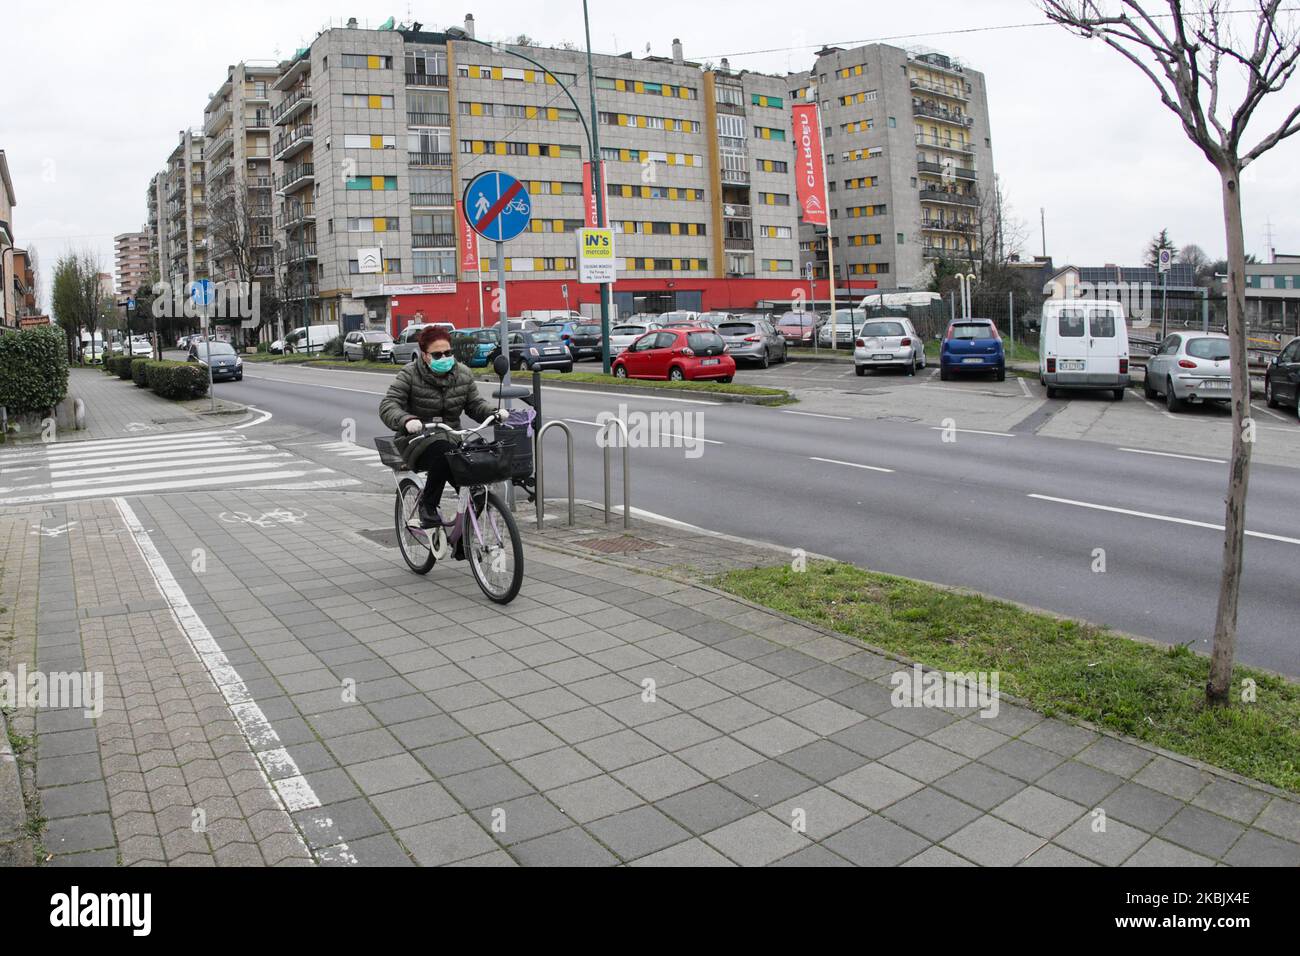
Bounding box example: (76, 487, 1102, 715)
(130, 336, 152, 357)
(609, 321, 662, 354)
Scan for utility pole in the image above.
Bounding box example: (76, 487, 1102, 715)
(583, 0, 614, 373)
(1040, 208, 1047, 258)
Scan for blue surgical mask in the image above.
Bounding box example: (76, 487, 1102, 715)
(429, 355, 455, 374)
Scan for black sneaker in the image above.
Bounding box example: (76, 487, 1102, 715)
(417, 502, 442, 529)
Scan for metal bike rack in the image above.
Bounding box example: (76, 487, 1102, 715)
(599, 417, 631, 529)
(534, 420, 576, 529)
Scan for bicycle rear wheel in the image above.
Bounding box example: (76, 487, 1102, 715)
(464, 489, 524, 604)
(395, 478, 436, 574)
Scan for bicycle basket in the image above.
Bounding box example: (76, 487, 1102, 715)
(445, 439, 515, 486)
(374, 435, 408, 470)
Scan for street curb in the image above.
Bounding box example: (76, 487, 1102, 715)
(0, 707, 32, 849)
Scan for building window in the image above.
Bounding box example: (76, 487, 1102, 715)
(346, 217, 400, 232)
(343, 134, 397, 149)
(344, 175, 398, 191)
(341, 54, 392, 69)
(343, 93, 394, 109)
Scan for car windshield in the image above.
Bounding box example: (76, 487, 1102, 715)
(1187, 337, 1231, 361)
(950, 323, 995, 340)
(831, 311, 864, 326)
(531, 332, 562, 344)
(861, 322, 906, 337)
(778, 315, 809, 327)
(576, 325, 602, 335)
(362, 332, 392, 342)
(197, 343, 236, 356)
(718, 323, 758, 336)
(612, 326, 645, 335)
(687, 332, 724, 351)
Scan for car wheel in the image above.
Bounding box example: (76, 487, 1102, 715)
(1113, 387, 1125, 401)
(920, 352, 927, 370)
(940, 366, 952, 382)
(995, 366, 1005, 382)
(669, 367, 685, 382)
(759, 351, 769, 370)
(1144, 371, 1158, 399)
(719, 376, 733, 384)
(1046, 385, 1059, 399)
(235, 374, 243, 382)
(1265, 377, 1280, 408)
(614, 365, 628, 379)
(1166, 377, 1184, 412)
(855, 365, 866, 377)
(344, 350, 352, 361)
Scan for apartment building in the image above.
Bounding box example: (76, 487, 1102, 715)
(1, 149, 16, 329)
(114, 230, 150, 295)
(160, 129, 210, 291)
(790, 45, 996, 290)
(146, 171, 166, 283)
(205, 62, 280, 285)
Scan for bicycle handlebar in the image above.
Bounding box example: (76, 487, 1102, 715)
(423, 417, 497, 439)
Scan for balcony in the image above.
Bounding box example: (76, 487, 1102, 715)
(723, 237, 755, 251)
(248, 175, 274, 190)
(722, 203, 752, 219)
(285, 241, 318, 263)
(412, 233, 455, 248)
(407, 112, 451, 126)
(272, 85, 312, 126)
(246, 110, 272, 130)
(915, 133, 974, 154)
(252, 234, 274, 248)
(413, 273, 457, 284)
(408, 151, 452, 167)
(203, 105, 231, 138)
(208, 127, 234, 161)
(919, 187, 979, 207)
(410, 192, 453, 207)
(250, 204, 273, 219)
(912, 102, 971, 126)
(277, 201, 315, 230)
(245, 83, 270, 103)
(285, 279, 318, 300)
(406, 72, 449, 87)
(721, 167, 750, 185)
(909, 77, 969, 101)
(910, 52, 965, 77)
(276, 162, 315, 194)
(921, 219, 975, 235)
(273, 123, 314, 161)
(208, 155, 234, 183)
(916, 159, 977, 181)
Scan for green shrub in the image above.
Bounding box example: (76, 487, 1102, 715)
(322, 335, 343, 356)
(144, 360, 209, 400)
(104, 355, 134, 379)
(131, 357, 152, 388)
(0, 325, 70, 414)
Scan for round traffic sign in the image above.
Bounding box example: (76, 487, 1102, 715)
(463, 170, 532, 243)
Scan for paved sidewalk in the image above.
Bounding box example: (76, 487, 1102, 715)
(4, 487, 1299, 866)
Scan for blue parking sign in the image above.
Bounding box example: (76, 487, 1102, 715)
(463, 171, 531, 243)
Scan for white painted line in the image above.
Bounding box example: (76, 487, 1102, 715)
(51, 453, 295, 480)
(781, 410, 853, 421)
(1028, 493, 1300, 546)
(47, 442, 264, 470)
(1118, 447, 1226, 465)
(42, 435, 246, 460)
(232, 406, 273, 429)
(0, 467, 341, 505)
(1254, 404, 1293, 424)
(810, 456, 895, 474)
(241, 374, 389, 396)
(534, 385, 720, 406)
(1018, 376, 1033, 399)
(112, 497, 332, 860)
(929, 426, 1016, 438)
(39, 430, 235, 456)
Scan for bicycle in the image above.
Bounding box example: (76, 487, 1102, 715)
(377, 416, 525, 604)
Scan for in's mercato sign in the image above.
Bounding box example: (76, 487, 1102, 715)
(792, 103, 829, 227)
(578, 228, 615, 284)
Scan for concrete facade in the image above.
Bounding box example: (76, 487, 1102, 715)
(0, 150, 15, 329)
(114, 230, 150, 295)
(161, 129, 209, 291)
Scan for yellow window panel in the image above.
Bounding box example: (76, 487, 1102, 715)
(524, 70, 535, 82)
(373, 218, 387, 232)
(525, 106, 538, 119)
(495, 142, 507, 155)
(527, 143, 541, 157)
(472, 140, 486, 154)
(530, 220, 543, 233)
(678, 87, 689, 98)
(370, 175, 384, 189)
(636, 115, 647, 128)
(547, 107, 558, 121)
(491, 67, 503, 80)
(634, 81, 645, 93)
(469, 102, 482, 116)
(623, 220, 635, 232)
(550, 182, 562, 195)
(615, 79, 626, 91)
(668, 187, 679, 200)
(687, 223, 697, 236)
(367, 55, 380, 69)
(534, 258, 545, 271)
(665, 119, 675, 131)
(368, 94, 383, 109)
(640, 186, 651, 198)
(548, 144, 560, 157)
(665, 153, 676, 166)
(670, 258, 680, 271)
(370, 134, 384, 149)
(643, 221, 653, 233)
(855, 65, 863, 75)
(544, 73, 556, 85)
(621, 185, 633, 198)
(670, 222, 680, 236)
(553, 219, 564, 232)
(504, 258, 512, 270)
(619, 148, 632, 161)
(765, 193, 774, 205)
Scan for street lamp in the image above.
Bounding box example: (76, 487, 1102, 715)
(446, 10, 615, 372)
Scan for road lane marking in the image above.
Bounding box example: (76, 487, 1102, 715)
(233, 405, 273, 429)
(928, 426, 1016, 438)
(810, 457, 895, 474)
(560, 418, 723, 445)
(112, 497, 347, 863)
(780, 410, 853, 421)
(1018, 377, 1033, 399)
(1028, 493, 1300, 546)
(1118, 447, 1227, 464)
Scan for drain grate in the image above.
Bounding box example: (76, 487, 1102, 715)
(357, 527, 399, 549)
(580, 536, 664, 554)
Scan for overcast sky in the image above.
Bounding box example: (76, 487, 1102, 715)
(4, 0, 1297, 306)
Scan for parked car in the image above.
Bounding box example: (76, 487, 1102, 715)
(450, 328, 499, 368)
(538, 320, 604, 360)
(389, 323, 454, 364)
(716, 316, 787, 368)
(487, 330, 573, 372)
(130, 336, 152, 358)
(1144, 331, 1233, 412)
(612, 328, 735, 382)
(189, 341, 243, 381)
(854, 318, 925, 376)
(343, 329, 394, 362)
(1039, 299, 1129, 400)
(490, 318, 543, 333)
(941, 318, 1005, 382)
(776, 311, 818, 346)
(658, 310, 700, 326)
(1265, 336, 1300, 416)
(693, 312, 735, 330)
(177, 335, 191, 351)
(818, 309, 864, 347)
(609, 320, 662, 354)
(282, 324, 340, 354)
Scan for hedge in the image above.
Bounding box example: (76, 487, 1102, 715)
(142, 360, 209, 400)
(131, 357, 152, 388)
(106, 355, 134, 379)
(0, 325, 70, 414)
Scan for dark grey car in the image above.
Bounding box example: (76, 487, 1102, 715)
(188, 341, 243, 381)
(717, 317, 787, 368)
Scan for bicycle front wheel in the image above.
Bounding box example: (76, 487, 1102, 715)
(464, 489, 524, 604)
(395, 479, 436, 574)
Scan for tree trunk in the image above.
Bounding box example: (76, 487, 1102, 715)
(1206, 163, 1253, 706)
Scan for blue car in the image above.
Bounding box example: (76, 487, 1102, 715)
(940, 318, 1005, 382)
(454, 328, 499, 367)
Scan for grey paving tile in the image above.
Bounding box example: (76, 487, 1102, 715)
(941, 815, 1044, 867)
(693, 696, 773, 734)
(349, 753, 432, 795)
(575, 729, 664, 772)
(511, 747, 602, 791)
(546, 775, 643, 824)
(1221, 827, 1300, 867)
(981, 739, 1065, 783)
(414, 738, 500, 777)
(399, 814, 500, 866)
(925, 719, 1008, 759)
(731, 716, 819, 758)
(1103, 781, 1186, 832)
(829, 719, 914, 759)
(1035, 760, 1125, 807)
(471, 794, 570, 846)
(1054, 814, 1150, 866)
(440, 764, 535, 810)
(702, 811, 811, 866)
(587, 806, 691, 861)
(772, 844, 855, 867)
(38, 780, 110, 819)
(480, 723, 565, 762)
(991, 786, 1089, 839)
(370, 781, 462, 829)
(1019, 719, 1098, 757)
(1254, 797, 1300, 843)
(823, 815, 929, 866)
(1157, 805, 1245, 859)
(541, 706, 626, 744)
(1133, 755, 1214, 801)
(882, 787, 984, 842)
(933, 762, 1026, 811)
(775, 740, 869, 784)
(1121, 837, 1215, 867)
(656, 783, 759, 835)
(717, 759, 817, 808)
(638, 713, 721, 751)
(827, 762, 923, 811)
(511, 826, 619, 866)
(630, 839, 736, 867)
(1191, 778, 1272, 825)
(877, 739, 968, 783)
(768, 786, 871, 841)
(675, 736, 766, 778)
(902, 845, 977, 867)
(1019, 844, 1096, 867)
(614, 755, 709, 801)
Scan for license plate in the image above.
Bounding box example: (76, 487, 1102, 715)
(1060, 360, 1085, 371)
(702, 358, 720, 366)
(1201, 380, 1229, 389)
(962, 357, 983, 364)
(873, 354, 893, 361)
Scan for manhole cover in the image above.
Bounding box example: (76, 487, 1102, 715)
(357, 527, 398, 549)
(581, 536, 664, 554)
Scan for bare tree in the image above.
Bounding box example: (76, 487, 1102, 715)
(208, 179, 280, 347)
(977, 174, 1029, 270)
(1040, 0, 1300, 705)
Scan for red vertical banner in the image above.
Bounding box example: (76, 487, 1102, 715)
(582, 161, 607, 227)
(457, 199, 479, 273)
(792, 104, 829, 227)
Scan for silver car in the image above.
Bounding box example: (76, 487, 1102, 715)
(717, 316, 787, 368)
(343, 329, 394, 362)
(854, 317, 926, 376)
(1143, 331, 1232, 411)
(609, 321, 661, 354)
(390, 323, 455, 364)
(818, 309, 865, 347)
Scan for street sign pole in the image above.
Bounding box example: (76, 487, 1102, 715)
(497, 239, 509, 398)
(583, 0, 613, 373)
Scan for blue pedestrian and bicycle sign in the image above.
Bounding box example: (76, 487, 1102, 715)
(463, 170, 531, 243)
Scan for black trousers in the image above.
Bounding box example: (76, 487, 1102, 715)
(412, 439, 454, 513)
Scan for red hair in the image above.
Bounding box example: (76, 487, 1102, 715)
(417, 326, 452, 351)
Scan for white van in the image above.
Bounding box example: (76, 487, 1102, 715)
(283, 324, 339, 354)
(1039, 299, 1130, 400)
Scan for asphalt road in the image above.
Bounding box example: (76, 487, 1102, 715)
(227, 361, 1299, 677)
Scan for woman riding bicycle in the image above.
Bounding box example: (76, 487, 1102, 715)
(379, 326, 505, 529)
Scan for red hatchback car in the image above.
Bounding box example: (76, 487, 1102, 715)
(612, 327, 736, 382)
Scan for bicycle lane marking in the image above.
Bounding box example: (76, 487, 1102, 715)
(112, 496, 358, 866)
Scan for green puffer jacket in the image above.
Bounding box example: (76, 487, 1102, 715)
(379, 360, 494, 433)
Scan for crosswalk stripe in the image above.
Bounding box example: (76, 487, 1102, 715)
(0, 468, 346, 505)
(31, 458, 307, 491)
(46, 442, 269, 470)
(40, 430, 235, 456)
(50, 452, 295, 480)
